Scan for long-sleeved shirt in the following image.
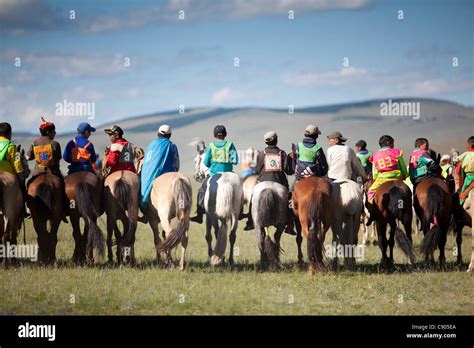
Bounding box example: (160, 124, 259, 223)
(327, 144, 367, 181)
(255, 145, 293, 189)
(63, 134, 97, 173)
(0, 136, 24, 175)
(293, 137, 328, 181)
(204, 140, 238, 175)
(26, 136, 62, 177)
(105, 138, 143, 175)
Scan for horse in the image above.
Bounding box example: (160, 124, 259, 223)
(103, 170, 140, 265)
(241, 174, 258, 220)
(147, 172, 192, 270)
(330, 179, 364, 271)
(415, 177, 454, 269)
(361, 179, 377, 246)
(0, 145, 29, 267)
(64, 171, 105, 265)
(370, 180, 416, 269)
(27, 173, 67, 265)
(251, 181, 287, 270)
(292, 177, 333, 274)
(193, 149, 243, 267)
(461, 194, 474, 271)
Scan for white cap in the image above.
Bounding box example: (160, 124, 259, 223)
(441, 154, 451, 162)
(158, 124, 171, 135)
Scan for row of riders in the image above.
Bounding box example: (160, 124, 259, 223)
(0, 119, 472, 272)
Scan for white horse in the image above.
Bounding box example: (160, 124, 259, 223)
(193, 146, 243, 266)
(251, 181, 288, 270)
(148, 172, 193, 270)
(242, 174, 258, 220)
(331, 179, 364, 271)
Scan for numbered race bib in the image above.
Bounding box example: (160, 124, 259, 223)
(264, 153, 282, 172)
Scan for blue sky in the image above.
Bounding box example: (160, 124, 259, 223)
(1, 0, 473, 132)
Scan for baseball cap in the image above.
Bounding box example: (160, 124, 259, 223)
(264, 131, 278, 143)
(77, 122, 96, 133)
(327, 131, 347, 142)
(104, 125, 123, 136)
(305, 124, 321, 136)
(158, 124, 172, 135)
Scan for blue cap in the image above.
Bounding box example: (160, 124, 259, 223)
(77, 122, 96, 133)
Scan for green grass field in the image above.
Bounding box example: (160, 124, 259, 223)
(1, 215, 473, 316)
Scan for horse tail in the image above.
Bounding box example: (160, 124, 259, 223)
(215, 179, 234, 218)
(307, 189, 326, 269)
(211, 219, 228, 266)
(156, 178, 192, 254)
(264, 230, 283, 268)
(256, 188, 277, 227)
(35, 183, 53, 211)
(387, 186, 405, 220)
(114, 178, 136, 246)
(419, 185, 444, 257)
(395, 228, 416, 264)
(75, 182, 105, 257)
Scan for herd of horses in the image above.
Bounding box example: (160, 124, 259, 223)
(0, 143, 473, 274)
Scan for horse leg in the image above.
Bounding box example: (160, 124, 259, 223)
(33, 215, 48, 264)
(376, 220, 388, 269)
(274, 224, 284, 268)
(148, 212, 161, 264)
(256, 225, 267, 270)
(438, 227, 447, 270)
(50, 218, 60, 264)
(228, 215, 238, 267)
(106, 216, 114, 264)
(85, 219, 94, 265)
(70, 214, 82, 265)
(388, 223, 396, 268)
(205, 214, 213, 258)
(455, 222, 463, 267)
(295, 218, 304, 266)
(179, 230, 188, 271)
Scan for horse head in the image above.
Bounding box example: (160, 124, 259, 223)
(17, 144, 30, 178)
(189, 137, 209, 182)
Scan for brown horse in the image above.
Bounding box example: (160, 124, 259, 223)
(414, 177, 454, 269)
(0, 145, 30, 267)
(371, 180, 416, 269)
(103, 170, 140, 265)
(64, 171, 105, 265)
(27, 173, 67, 265)
(292, 177, 333, 273)
(461, 194, 473, 271)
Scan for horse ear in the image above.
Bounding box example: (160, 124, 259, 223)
(437, 153, 441, 164)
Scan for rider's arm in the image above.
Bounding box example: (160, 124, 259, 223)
(8, 144, 24, 174)
(203, 147, 212, 168)
(172, 144, 180, 171)
(229, 143, 238, 165)
(398, 154, 409, 179)
(63, 141, 73, 163)
(350, 149, 367, 181)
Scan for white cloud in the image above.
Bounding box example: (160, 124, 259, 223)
(85, 0, 372, 33)
(210, 87, 245, 105)
(282, 67, 368, 87)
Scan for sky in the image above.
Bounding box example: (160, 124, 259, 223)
(1, 0, 473, 133)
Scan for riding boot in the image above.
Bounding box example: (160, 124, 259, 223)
(285, 208, 296, 235)
(243, 202, 254, 230)
(19, 178, 30, 219)
(191, 180, 207, 224)
(365, 200, 375, 226)
(138, 205, 149, 224)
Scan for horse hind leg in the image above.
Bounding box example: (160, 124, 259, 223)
(106, 216, 115, 264)
(388, 222, 396, 268)
(376, 220, 389, 269)
(179, 230, 188, 271)
(228, 215, 238, 267)
(70, 214, 83, 265)
(295, 219, 304, 267)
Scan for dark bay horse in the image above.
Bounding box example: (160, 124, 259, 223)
(27, 173, 67, 265)
(292, 176, 333, 274)
(64, 171, 105, 265)
(415, 177, 454, 269)
(371, 180, 416, 269)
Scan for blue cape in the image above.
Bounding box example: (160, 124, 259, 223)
(140, 137, 174, 207)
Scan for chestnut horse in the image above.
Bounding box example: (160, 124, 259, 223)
(27, 173, 67, 265)
(64, 171, 105, 265)
(415, 177, 454, 269)
(292, 177, 333, 273)
(371, 180, 416, 269)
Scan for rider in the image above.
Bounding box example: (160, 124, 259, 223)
(355, 140, 373, 177)
(26, 117, 62, 182)
(457, 136, 474, 205)
(327, 131, 366, 182)
(63, 122, 98, 174)
(409, 138, 441, 193)
(103, 125, 143, 177)
(244, 131, 294, 232)
(140, 125, 180, 213)
(190, 125, 238, 224)
(440, 154, 452, 179)
(0, 122, 28, 217)
(293, 124, 328, 181)
(366, 135, 408, 225)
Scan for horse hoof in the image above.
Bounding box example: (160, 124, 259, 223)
(210, 255, 222, 266)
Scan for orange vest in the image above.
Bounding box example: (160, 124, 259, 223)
(33, 143, 54, 168)
(71, 138, 92, 162)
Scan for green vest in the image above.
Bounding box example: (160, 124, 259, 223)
(209, 141, 233, 164)
(441, 164, 451, 178)
(0, 139, 11, 162)
(298, 142, 320, 163)
(356, 151, 372, 168)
